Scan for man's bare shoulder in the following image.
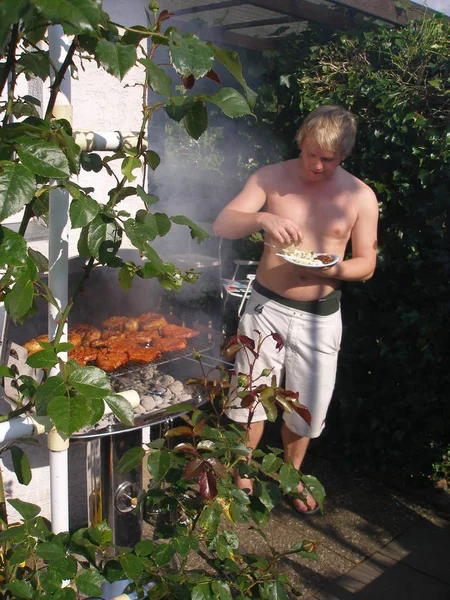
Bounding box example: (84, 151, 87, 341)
(340, 168, 377, 204)
(253, 159, 297, 186)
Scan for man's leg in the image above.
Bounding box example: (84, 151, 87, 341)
(281, 422, 317, 512)
(234, 420, 265, 494)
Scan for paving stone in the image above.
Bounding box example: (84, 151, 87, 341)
(314, 551, 450, 600)
(378, 515, 450, 585)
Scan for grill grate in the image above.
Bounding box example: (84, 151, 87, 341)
(108, 334, 215, 378)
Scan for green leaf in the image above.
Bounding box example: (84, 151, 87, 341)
(75, 568, 106, 597)
(119, 552, 144, 579)
(170, 215, 209, 242)
(5, 581, 34, 599)
(17, 139, 70, 178)
(27, 347, 58, 370)
(261, 453, 283, 475)
(140, 58, 172, 97)
(184, 100, 208, 140)
(8, 498, 41, 520)
(0, 0, 29, 55)
(86, 215, 120, 259)
(18, 50, 50, 80)
(10, 446, 32, 485)
(279, 463, 300, 494)
(0, 226, 28, 265)
(114, 447, 145, 473)
(144, 151, 161, 171)
(121, 156, 141, 182)
(206, 42, 257, 108)
(118, 263, 135, 291)
(172, 536, 190, 559)
(165, 95, 193, 122)
(154, 212, 171, 237)
(33, 0, 105, 35)
(104, 393, 135, 428)
(49, 556, 79, 581)
(35, 375, 66, 416)
(147, 449, 171, 482)
(301, 474, 326, 510)
(28, 247, 49, 273)
(135, 539, 154, 556)
(69, 195, 100, 228)
(152, 542, 175, 567)
(47, 395, 93, 437)
(124, 216, 158, 250)
(95, 39, 137, 81)
(36, 541, 65, 561)
(137, 185, 159, 206)
(211, 580, 233, 600)
(169, 31, 214, 79)
(4, 278, 34, 323)
(67, 365, 111, 398)
(0, 162, 36, 220)
(204, 88, 252, 118)
(261, 580, 289, 600)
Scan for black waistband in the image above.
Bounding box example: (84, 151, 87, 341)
(253, 280, 341, 316)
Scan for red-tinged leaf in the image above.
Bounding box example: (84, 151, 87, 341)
(206, 458, 228, 478)
(193, 419, 206, 436)
(158, 10, 174, 24)
(206, 69, 220, 84)
(302, 540, 318, 553)
(164, 425, 193, 438)
(183, 458, 205, 479)
(199, 470, 218, 501)
(173, 443, 200, 456)
(290, 403, 312, 426)
(271, 332, 284, 351)
(241, 393, 256, 408)
(238, 335, 255, 351)
(222, 343, 242, 362)
(280, 389, 300, 400)
(181, 74, 195, 89)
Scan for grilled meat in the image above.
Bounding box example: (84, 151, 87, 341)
(127, 345, 162, 363)
(96, 348, 129, 372)
(152, 337, 187, 353)
(161, 324, 200, 339)
(69, 345, 98, 366)
(101, 316, 139, 332)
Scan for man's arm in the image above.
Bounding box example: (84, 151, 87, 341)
(213, 170, 302, 244)
(318, 188, 379, 282)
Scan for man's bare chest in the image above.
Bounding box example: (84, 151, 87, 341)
(266, 191, 356, 241)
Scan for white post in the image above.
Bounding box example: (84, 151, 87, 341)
(47, 25, 72, 534)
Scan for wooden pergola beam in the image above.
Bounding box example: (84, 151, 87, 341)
(173, 1, 243, 17)
(326, 0, 434, 26)
(244, 0, 356, 30)
(222, 16, 297, 31)
(168, 17, 279, 51)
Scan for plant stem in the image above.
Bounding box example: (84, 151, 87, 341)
(0, 24, 19, 99)
(45, 38, 78, 121)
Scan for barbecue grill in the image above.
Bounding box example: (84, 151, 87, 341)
(1, 251, 220, 544)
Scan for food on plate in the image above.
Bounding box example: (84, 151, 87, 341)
(283, 245, 336, 266)
(23, 334, 50, 355)
(314, 253, 335, 265)
(162, 324, 200, 339)
(152, 337, 187, 353)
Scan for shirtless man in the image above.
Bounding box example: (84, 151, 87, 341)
(213, 105, 378, 514)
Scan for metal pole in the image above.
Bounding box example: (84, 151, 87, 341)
(47, 24, 72, 534)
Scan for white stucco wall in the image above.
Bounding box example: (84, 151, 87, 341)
(2, 0, 151, 526)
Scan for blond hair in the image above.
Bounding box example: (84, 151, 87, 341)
(296, 105, 357, 159)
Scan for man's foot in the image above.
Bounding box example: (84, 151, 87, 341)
(234, 473, 253, 495)
(288, 484, 320, 516)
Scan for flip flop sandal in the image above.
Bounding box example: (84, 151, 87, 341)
(287, 494, 321, 516)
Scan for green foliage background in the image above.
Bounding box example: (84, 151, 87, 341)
(252, 15, 450, 481)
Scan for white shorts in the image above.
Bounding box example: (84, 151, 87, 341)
(225, 285, 342, 438)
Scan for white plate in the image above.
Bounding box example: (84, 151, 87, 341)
(276, 252, 340, 268)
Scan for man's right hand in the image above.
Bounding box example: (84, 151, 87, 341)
(259, 213, 303, 246)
